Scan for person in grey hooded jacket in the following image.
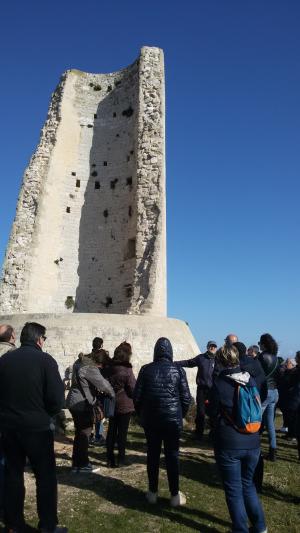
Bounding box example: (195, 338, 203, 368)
(133, 337, 192, 507)
(66, 351, 114, 473)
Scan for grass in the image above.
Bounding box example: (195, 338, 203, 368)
(1, 418, 299, 533)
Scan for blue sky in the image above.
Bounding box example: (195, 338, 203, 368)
(0, 1, 299, 355)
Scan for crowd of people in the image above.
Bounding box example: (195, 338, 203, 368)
(0, 322, 299, 533)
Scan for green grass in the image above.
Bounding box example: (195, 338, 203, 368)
(1, 420, 299, 532)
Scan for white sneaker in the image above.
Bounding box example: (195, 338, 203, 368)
(78, 463, 100, 473)
(146, 491, 158, 504)
(279, 427, 288, 433)
(170, 491, 186, 507)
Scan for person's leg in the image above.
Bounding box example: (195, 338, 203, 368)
(195, 387, 206, 438)
(144, 428, 162, 494)
(106, 416, 118, 465)
(263, 389, 278, 455)
(72, 411, 93, 467)
(24, 430, 58, 531)
(215, 448, 249, 533)
(163, 428, 180, 496)
(253, 452, 264, 494)
(117, 413, 131, 462)
(2, 430, 26, 530)
(241, 448, 266, 533)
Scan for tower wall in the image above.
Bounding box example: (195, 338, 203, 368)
(0, 47, 166, 316)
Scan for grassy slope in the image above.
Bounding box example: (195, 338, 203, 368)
(1, 420, 299, 532)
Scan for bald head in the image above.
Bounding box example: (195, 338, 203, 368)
(0, 324, 16, 344)
(225, 333, 238, 346)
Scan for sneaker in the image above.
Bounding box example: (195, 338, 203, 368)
(145, 491, 158, 504)
(170, 491, 187, 507)
(279, 426, 288, 433)
(78, 463, 100, 473)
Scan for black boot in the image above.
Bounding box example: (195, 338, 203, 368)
(266, 447, 276, 462)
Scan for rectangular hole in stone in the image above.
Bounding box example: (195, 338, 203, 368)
(125, 238, 136, 260)
(94, 114, 97, 119)
(126, 177, 132, 186)
(95, 181, 100, 190)
(76, 179, 80, 188)
(71, 172, 76, 176)
(103, 161, 107, 166)
(66, 207, 71, 213)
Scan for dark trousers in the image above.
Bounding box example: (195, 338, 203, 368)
(2, 429, 58, 531)
(215, 448, 266, 533)
(106, 413, 131, 461)
(71, 410, 94, 467)
(144, 425, 180, 497)
(196, 386, 210, 437)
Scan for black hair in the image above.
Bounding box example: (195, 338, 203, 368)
(233, 342, 247, 358)
(113, 342, 132, 363)
(92, 337, 103, 351)
(20, 322, 46, 344)
(0, 325, 14, 342)
(259, 333, 278, 355)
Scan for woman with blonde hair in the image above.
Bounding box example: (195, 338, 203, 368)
(209, 345, 266, 533)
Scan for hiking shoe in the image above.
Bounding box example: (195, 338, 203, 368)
(170, 491, 187, 507)
(146, 491, 158, 504)
(78, 463, 100, 473)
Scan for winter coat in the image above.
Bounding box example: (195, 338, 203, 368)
(0, 342, 16, 357)
(176, 351, 216, 389)
(283, 366, 300, 411)
(133, 337, 192, 430)
(66, 358, 114, 413)
(0, 341, 64, 432)
(259, 351, 279, 390)
(239, 355, 267, 403)
(104, 361, 136, 415)
(208, 366, 261, 450)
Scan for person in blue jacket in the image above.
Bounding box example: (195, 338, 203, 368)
(208, 345, 267, 533)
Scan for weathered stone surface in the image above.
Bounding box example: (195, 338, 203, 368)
(0, 47, 166, 317)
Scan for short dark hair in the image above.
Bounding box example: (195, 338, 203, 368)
(20, 322, 46, 344)
(248, 344, 259, 355)
(92, 337, 103, 351)
(113, 342, 132, 363)
(0, 325, 14, 343)
(92, 349, 110, 366)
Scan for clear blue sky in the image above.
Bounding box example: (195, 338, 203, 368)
(0, 1, 299, 356)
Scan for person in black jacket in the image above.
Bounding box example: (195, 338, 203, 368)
(0, 322, 66, 533)
(176, 340, 218, 439)
(208, 345, 267, 533)
(258, 333, 279, 461)
(133, 337, 192, 507)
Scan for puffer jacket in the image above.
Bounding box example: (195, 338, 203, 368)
(133, 337, 192, 429)
(66, 358, 114, 413)
(259, 351, 279, 390)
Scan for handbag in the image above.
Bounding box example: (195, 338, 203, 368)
(103, 396, 116, 418)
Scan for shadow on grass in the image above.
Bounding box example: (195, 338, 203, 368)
(57, 466, 231, 532)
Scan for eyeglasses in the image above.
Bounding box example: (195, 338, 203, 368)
(42, 335, 47, 341)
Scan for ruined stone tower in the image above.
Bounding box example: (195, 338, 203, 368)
(0, 47, 199, 387)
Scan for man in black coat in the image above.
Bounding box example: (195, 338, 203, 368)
(133, 337, 191, 507)
(176, 340, 218, 439)
(0, 322, 66, 533)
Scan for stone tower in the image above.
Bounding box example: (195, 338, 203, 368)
(0, 47, 199, 389)
(0, 47, 166, 317)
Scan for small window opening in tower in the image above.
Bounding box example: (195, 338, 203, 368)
(125, 286, 133, 298)
(95, 181, 100, 190)
(128, 206, 132, 217)
(91, 171, 98, 177)
(127, 155, 130, 162)
(116, 134, 120, 138)
(66, 207, 71, 213)
(122, 106, 134, 117)
(92, 163, 96, 167)
(71, 172, 76, 176)
(105, 296, 112, 308)
(130, 150, 134, 155)
(103, 161, 107, 166)
(94, 114, 97, 119)
(107, 85, 112, 92)
(126, 177, 132, 186)
(125, 238, 136, 260)
(113, 112, 116, 118)
(103, 209, 108, 218)
(76, 179, 80, 188)
(110, 178, 118, 190)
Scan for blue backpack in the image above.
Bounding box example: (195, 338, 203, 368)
(224, 382, 262, 434)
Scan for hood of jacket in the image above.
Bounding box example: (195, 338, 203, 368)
(153, 337, 173, 362)
(226, 371, 251, 385)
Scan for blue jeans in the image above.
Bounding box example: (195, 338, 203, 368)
(215, 448, 266, 533)
(261, 388, 279, 449)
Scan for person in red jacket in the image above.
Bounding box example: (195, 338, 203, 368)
(105, 342, 136, 467)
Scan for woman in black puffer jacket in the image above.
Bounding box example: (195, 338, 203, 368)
(133, 337, 192, 507)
